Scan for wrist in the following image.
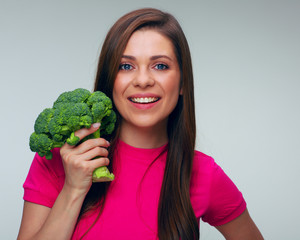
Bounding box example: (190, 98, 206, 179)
(61, 183, 88, 204)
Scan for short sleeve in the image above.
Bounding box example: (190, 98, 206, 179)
(23, 149, 65, 208)
(202, 160, 246, 226)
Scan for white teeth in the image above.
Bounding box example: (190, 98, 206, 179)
(131, 97, 158, 103)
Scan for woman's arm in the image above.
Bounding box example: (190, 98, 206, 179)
(17, 188, 86, 240)
(17, 124, 110, 240)
(215, 208, 264, 240)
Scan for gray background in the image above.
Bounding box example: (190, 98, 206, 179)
(1, 0, 299, 239)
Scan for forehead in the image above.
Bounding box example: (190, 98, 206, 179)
(123, 29, 176, 57)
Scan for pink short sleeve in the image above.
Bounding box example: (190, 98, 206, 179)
(23, 149, 65, 208)
(202, 160, 246, 226)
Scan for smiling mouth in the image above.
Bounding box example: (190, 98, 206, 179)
(129, 97, 159, 104)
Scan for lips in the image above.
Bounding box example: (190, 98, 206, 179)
(127, 94, 161, 110)
(130, 97, 159, 104)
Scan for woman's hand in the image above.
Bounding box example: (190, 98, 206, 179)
(60, 123, 110, 196)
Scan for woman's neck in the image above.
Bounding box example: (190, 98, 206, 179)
(118, 120, 168, 149)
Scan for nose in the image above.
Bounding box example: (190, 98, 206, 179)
(132, 68, 155, 88)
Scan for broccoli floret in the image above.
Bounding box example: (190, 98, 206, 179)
(101, 111, 117, 136)
(47, 103, 93, 146)
(53, 88, 91, 108)
(29, 132, 53, 160)
(29, 88, 116, 182)
(87, 91, 114, 139)
(34, 108, 54, 134)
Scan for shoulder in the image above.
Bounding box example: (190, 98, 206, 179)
(191, 150, 217, 178)
(191, 150, 233, 183)
(193, 150, 215, 166)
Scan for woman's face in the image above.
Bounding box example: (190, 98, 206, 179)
(113, 29, 181, 132)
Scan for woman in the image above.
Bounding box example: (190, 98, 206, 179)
(18, 8, 263, 240)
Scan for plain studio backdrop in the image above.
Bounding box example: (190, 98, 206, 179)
(1, 0, 299, 239)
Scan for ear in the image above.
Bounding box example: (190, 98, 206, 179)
(179, 88, 183, 95)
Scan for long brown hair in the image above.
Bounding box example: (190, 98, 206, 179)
(81, 8, 198, 239)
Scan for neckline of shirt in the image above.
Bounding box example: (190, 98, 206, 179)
(116, 139, 168, 162)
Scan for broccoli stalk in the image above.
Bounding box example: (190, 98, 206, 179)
(29, 88, 116, 182)
(91, 128, 115, 182)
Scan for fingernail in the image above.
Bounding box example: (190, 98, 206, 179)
(106, 141, 110, 146)
(92, 123, 101, 128)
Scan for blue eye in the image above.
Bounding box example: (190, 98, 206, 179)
(119, 63, 132, 70)
(155, 64, 168, 70)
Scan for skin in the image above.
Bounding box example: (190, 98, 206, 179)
(113, 29, 181, 149)
(17, 29, 263, 239)
(216, 209, 264, 239)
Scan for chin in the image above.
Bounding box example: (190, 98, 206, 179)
(124, 117, 168, 130)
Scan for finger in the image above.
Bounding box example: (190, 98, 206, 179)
(75, 138, 110, 155)
(74, 123, 101, 140)
(79, 147, 109, 161)
(61, 123, 101, 150)
(88, 157, 110, 171)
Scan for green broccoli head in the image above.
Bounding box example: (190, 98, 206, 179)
(53, 88, 91, 108)
(101, 111, 117, 136)
(34, 108, 54, 134)
(67, 103, 93, 130)
(48, 102, 92, 137)
(87, 91, 113, 123)
(29, 132, 53, 160)
(29, 88, 117, 182)
(79, 115, 93, 128)
(91, 102, 111, 123)
(86, 91, 107, 105)
(48, 117, 70, 139)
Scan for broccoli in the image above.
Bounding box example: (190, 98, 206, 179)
(29, 88, 116, 182)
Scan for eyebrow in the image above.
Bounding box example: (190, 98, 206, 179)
(121, 55, 173, 61)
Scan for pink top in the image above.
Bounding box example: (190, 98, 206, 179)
(23, 140, 246, 239)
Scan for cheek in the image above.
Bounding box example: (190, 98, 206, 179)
(112, 77, 128, 117)
(163, 75, 181, 113)
(113, 73, 131, 94)
(165, 74, 181, 96)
